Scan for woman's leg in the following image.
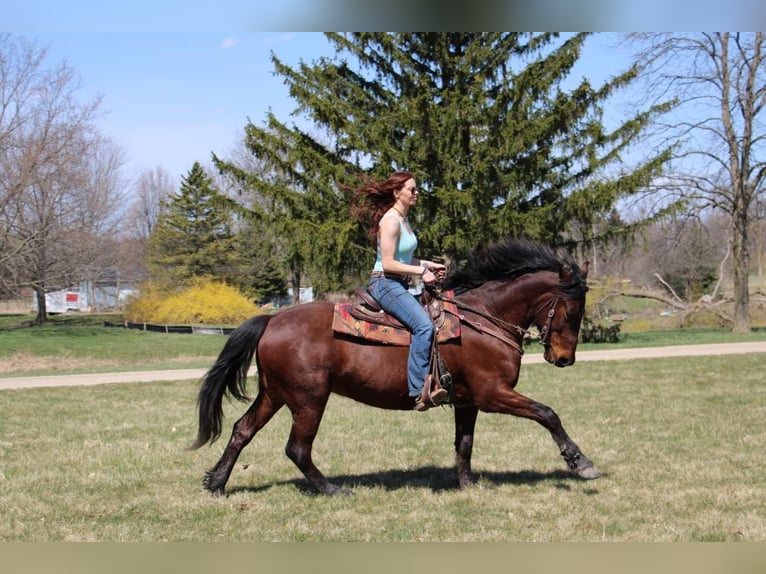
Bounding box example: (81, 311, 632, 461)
(370, 277, 434, 396)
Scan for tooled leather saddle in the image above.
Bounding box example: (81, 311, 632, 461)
(331, 286, 461, 346)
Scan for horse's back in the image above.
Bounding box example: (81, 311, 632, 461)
(258, 301, 335, 353)
(256, 301, 412, 408)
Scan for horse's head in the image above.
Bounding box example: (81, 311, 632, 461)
(442, 239, 591, 367)
(535, 261, 589, 367)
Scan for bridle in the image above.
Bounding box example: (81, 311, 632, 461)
(434, 289, 562, 355)
(534, 296, 559, 349)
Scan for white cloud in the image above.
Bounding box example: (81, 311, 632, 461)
(219, 36, 237, 50)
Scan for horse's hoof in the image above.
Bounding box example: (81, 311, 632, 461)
(331, 488, 355, 496)
(202, 473, 227, 496)
(324, 484, 354, 496)
(576, 466, 602, 480)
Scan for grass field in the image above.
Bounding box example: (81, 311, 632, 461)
(1, 351, 764, 541)
(0, 314, 225, 376)
(2, 312, 766, 377)
(1, 311, 765, 542)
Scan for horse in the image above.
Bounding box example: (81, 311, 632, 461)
(191, 238, 601, 496)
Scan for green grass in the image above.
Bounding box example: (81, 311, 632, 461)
(580, 326, 766, 349)
(0, 353, 763, 541)
(0, 313, 225, 376)
(2, 312, 766, 378)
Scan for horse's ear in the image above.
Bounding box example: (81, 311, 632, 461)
(581, 261, 589, 278)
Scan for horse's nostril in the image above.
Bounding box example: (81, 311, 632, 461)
(556, 357, 572, 367)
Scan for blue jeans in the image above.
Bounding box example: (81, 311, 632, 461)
(369, 275, 434, 397)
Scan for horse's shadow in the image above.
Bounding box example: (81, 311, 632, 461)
(224, 465, 603, 496)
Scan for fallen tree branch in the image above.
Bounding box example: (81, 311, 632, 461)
(654, 273, 684, 303)
(605, 289, 688, 310)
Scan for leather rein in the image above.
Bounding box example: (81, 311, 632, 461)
(433, 290, 559, 356)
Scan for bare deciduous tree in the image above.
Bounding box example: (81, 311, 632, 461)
(118, 166, 176, 285)
(124, 166, 176, 241)
(627, 32, 766, 333)
(0, 34, 126, 324)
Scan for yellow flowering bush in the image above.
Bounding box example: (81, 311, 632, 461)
(125, 279, 260, 325)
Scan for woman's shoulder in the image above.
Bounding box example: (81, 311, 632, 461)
(378, 210, 402, 234)
(380, 209, 400, 220)
(379, 210, 402, 225)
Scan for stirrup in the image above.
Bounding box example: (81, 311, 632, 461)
(414, 375, 449, 411)
(414, 389, 449, 412)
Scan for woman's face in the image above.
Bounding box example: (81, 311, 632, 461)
(396, 178, 418, 207)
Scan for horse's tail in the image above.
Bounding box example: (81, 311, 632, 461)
(189, 314, 273, 450)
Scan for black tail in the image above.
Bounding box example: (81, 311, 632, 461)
(189, 314, 273, 449)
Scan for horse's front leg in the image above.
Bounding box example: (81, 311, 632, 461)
(487, 388, 602, 479)
(454, 405, 479, 488)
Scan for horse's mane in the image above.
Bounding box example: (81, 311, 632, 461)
(442, 238, 587, 296)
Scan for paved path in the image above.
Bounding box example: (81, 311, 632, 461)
(1, 341, 765, 391)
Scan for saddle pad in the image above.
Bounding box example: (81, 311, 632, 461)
(332, 299, 461, 346)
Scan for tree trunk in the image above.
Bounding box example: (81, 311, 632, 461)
(33, 285, 48, 326)
(731, 212, 751, 333)
(290, 256, 302, 305)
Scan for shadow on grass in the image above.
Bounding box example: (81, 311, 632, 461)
(224, 465, 604, 496)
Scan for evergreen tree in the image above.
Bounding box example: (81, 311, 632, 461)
(214, 121, 366, 299)
(219, 33, 679, 292)
(147, 162, 239, 287)
(234, 219, 289, 304)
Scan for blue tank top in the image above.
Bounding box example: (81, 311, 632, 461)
(372, 211, 418, 272)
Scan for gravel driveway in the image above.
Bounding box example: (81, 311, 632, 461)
(1, 341, 765, 391)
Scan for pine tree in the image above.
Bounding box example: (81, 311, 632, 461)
(220, 33, 679, 291)
(147, 162, 239, 287)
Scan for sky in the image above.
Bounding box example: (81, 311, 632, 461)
(10, 31, 632, 188)
(5, 1, 763, 191)
(24, 32, 338, 183)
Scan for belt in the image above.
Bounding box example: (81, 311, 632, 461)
(371, 271, 412, 282)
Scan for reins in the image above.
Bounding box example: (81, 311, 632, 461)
(432, 288, 560, 356)
(432, 290, 528, 355)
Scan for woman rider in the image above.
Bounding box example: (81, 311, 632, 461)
(349, 171, 449, 411)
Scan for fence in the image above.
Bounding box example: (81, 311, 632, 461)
(103, 321, 235, 335)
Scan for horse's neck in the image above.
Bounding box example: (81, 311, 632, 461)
(463, 272, 559, 327)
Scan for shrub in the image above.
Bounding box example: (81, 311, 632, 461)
(579, 316, 621, 343)
(124, 278, 260, 325)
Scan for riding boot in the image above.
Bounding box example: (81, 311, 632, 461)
(414, 374, 450, 411)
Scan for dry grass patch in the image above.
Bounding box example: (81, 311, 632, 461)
(0, 351, 215, 375)
(0, 353, 764, 541)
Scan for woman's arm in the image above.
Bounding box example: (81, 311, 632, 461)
(379, 216, 420, 275)
(413, 258, 446, 282)
(379, 217, 445, 283)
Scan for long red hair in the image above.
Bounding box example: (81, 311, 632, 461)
(348, 171, 414, 248)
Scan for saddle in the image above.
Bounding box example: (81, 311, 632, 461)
(331, 286, 461, 346)
(331, 286, 461, 403)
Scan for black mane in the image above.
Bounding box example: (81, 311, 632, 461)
(442, 238, 586, 296)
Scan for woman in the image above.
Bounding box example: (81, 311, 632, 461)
(349, 171, 448, 411)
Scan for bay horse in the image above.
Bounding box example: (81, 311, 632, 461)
(191, 238, 601, 496)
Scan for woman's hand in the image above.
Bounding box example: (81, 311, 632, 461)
(421, 261, 446, 284)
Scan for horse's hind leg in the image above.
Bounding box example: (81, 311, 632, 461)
(203, 390, 283, 496)
(284, 404, 352, 496)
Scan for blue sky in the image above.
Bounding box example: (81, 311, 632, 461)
(26, 32, 337, 182)
(11, 31, 634, 187)
(6, 2, 764, 190)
